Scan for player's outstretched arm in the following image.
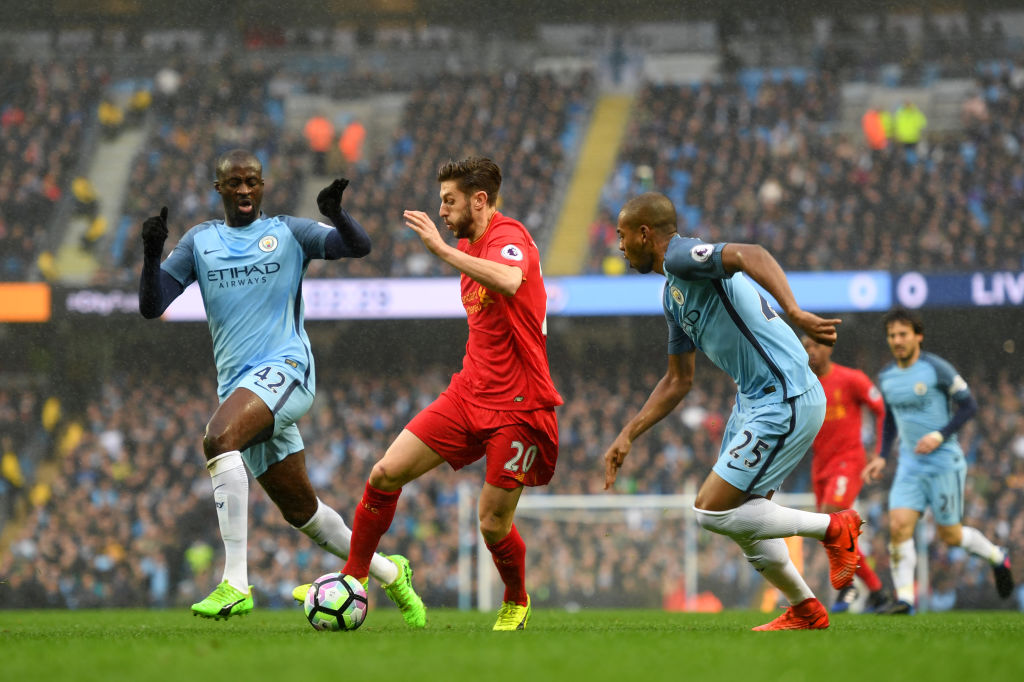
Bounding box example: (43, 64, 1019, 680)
(319, 178, 371, 258)
(604, 352, 695, 489)
(139, 206, 185, 318)
(402, 209, 523, 295)
(720, 243, 840, 346)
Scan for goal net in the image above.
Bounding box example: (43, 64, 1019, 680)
(458, 485, 813, 611)
(456, 486, 923, 612)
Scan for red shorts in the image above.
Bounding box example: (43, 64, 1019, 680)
(405, 389, 559, 489)
(812, 459, 865, 510)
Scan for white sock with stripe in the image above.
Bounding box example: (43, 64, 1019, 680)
(694, 497, 831, 541)
(738, 537, 815, 605)
(958, 526, 1005, 564)
(295, 498, 398, 584)
(208, 450, 249, 593)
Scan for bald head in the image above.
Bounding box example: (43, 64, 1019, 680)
(619, 192, 678, 236)
(616, 192, 679, 275)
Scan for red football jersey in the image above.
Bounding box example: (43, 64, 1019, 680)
(811, 362, 885, 477)
(447, 212, 563, 411)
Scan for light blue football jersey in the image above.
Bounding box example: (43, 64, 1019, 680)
(662, 235, 817, 407)
(161, 214, 335, 400)
(878, 351, 970, 474)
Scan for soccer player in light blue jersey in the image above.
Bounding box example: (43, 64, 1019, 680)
(138, 149, 425, 625)
(603, 192, 862, 631)
(863, 307, 1013, 614)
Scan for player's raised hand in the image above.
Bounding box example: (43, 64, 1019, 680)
(142, 206, 169, 260)
(790, 309, 841, 347)
(403, 210, 447, 255)
(317, 178, 349, 219)
(603, 434, 633, 490)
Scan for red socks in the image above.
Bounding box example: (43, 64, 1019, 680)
(486, 524, 527, 605)
(342, 482, 401, 579)
(855, 548, 884, 592)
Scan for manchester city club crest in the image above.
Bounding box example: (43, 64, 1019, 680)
(671, 286, 684, 305)
(914, 382, 927, 396)
(259, 235, 279, 252)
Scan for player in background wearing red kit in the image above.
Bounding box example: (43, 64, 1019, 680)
(339, 157, 562, 631)
(803, 336, 895, 613)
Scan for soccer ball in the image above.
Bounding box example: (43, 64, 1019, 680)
(303, 572, 368, 631)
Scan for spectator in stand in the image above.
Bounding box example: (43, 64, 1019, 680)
(303, 112, 334, 175)
(893, 100, 927, 152)
(861, 107, 891, 151)
(98, 98, 124, 140)
(338, 118, 366, 166)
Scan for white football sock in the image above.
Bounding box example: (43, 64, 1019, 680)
(208, 450, 248, 592)
(738, 537, 815, 605)
(889, 538, 916, 604)
(295, 498, 398, 585)
(958, 526, 1005, 564)
(694, 497, 831, 541)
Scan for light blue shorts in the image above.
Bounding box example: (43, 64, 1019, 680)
(712, 383, 825, 497)
(889, 466, 966, 527)
(228, 362, 314, 478)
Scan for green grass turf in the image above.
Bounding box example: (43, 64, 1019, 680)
(2, 608, 1023, 682)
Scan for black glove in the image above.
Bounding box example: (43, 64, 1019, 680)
(142, 206, 168, 260)
(317, 178, 349, 219)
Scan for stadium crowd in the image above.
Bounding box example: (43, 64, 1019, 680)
(0, 57, 105, 280)
(93, 58, 592, 285)
(2, 343, 1021, 612)
(588, 65, 1024, 275)
(4, 51, 1023, 284)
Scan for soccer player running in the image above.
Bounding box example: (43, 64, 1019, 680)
(802, 335, 894, 613)
(863, 308, 1013, 614)
(138, 149, 425, 625)
(604, 192, 861, 631)
(334, 156, 561, 631)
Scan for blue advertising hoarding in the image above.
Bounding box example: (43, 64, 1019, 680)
(50, 270, 1024, 320)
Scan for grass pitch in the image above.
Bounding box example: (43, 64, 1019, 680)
(2, 608, 1022, 682)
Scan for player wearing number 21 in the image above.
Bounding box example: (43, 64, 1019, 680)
(138, 149, 425, 624)
(604, 192, 861, 631)
(335, 157, 562, 631)
(863, 307, 1013, 614)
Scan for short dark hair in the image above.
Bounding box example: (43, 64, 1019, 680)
(882, 307, 924, 335)
(620, 192, 678, 236)
(215, 149, 262, 179)
(437, 157, 501, 206)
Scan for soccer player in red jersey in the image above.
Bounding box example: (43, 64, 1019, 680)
(803, 336, 894, 612)
(340, 157, 562, 630)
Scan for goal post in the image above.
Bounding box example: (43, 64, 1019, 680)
(457, 484, 821, 612)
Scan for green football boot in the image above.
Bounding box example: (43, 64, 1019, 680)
(382, 555, 427, 628)
(191, 580, 253, 620)
(292, 583, 312, 603)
